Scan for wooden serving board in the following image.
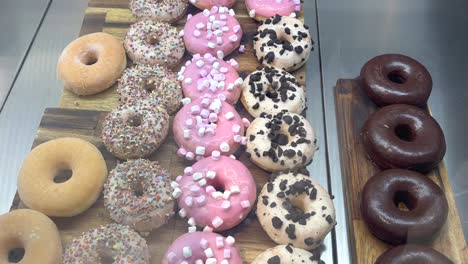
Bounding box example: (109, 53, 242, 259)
(335, 79, 468, 264)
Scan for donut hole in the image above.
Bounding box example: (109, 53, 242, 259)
(394, 124, 415, 142)
(147, 34, 160, 46)
(8, 248, 25, 263)
(271, 132, 289, 146)
(54, 169, 73, 183)
(265, 83, 279, 99)
(211, 182, 225, 193)
(393, 190, 417, 211)
(132, 181, 144, 197)
(289, 197, 306, 213)
(143, 78, 158, 93)
(126, 114, 142, 127)
(387, 70, 408, 84)
(79, 50, 98, 66)
(97, 244, 116, 263)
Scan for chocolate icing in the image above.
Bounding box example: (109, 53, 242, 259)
(375, 244, 453, 264)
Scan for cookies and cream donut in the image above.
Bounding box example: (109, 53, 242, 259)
(257, 172, 336, 250)
(241, 66, 306, 117)
(118, 64, 182, 114)
(246, 0, 302, 21)
(252, 245, 318, 264)
(124, 20, 185, 68)
(245, 111, 317, 172)
(253, 15, 313, 72)
(104, 159, 174, 234)
(130, 0, 189, 23)
(189, 0, 238, 10)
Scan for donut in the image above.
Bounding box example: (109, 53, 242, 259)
(124, 20, 185, 69)
(182, 6, 243, 58)
(375, 244, 453, 264)
(245, 111, 317, 172)
(241, 66, 306, 117)
(104, 159, 174, 234)
(102, 99, 169, 160)
(252, 245, 318, 264)
(173, 97, 245, 160)
(130, 0, 189, 23)
(257, 172, 336, 250)
(362, 104, 446, 172)
(361, 169, 448, 245)
(162, 232, 242, 264)
(0, 209, 62, 264)
(360, 54, 432, 107)
(253, 15, 313, 72)
(118, 64, 182, 114)
(63, 223, 150, 263)
(171, 156, 256, 231)
(246, 0, 302, 21)
(18, 138, 107, 217)
(57, 32, 126, 96)
(189, 0, 238, 10)
(178, 53, 243, 104)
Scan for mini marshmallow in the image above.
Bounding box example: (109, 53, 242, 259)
(232, 125, 241, 133)
(188, 217, 196, 226)
(222, 191, 231, 200)
(178, 208, 187, 218)
(239, 45, 245, 53)
(206, 171, 216, 179)
(179, 30, 185, 37)
(208, 42, 216, 49)
(194, 30, 201, 37)
(184, 196, 193, 207)
(212, 191, 223, 200)
(193, 172, 203, 181)
(190, 185, 201, 194)
(195, 146, 206, 155)
(233, 135, 242, 143)
(212, 61, 220, 69)
(233, 25, 241, 33)
(170, 181, 179, 189)
(227, 83, 235, 91)
(185, 152, 195, 160)
(224, 112, 234, 120)
(195, 195, 206, 206)
(206, 185, 216, 193)
(206, 258, 217, 264)
(217, 50, 224, 59)
(200, 238, 209, 249)
(230, 185, 240, 194)
(212, 150, 221, 160)
(183, 246, 192, 258)
(185, 118, 193, 128)
(176, 175, 183, 182)
(221, 200, 231, 209)
(185, 78, 193, 84)
(249, 9, 256, 18)
(225, 236, 235, 245)
(195, 260, 203, 264)
(203, 9, 211, 16)
(220, 142, 230, 152)
(198, 178, 207, 186)
(183, 129, 190, 139)
(182, 97, 192, 105)
(172, 188, 182, 198)
(203, 226, 214, 232)
(188, 226, 197, 233)
(224, 248, 231, 259)
(196, 60, 205, 68)
(204, 248, 214, 258)
(234, 77, 243, 86)
(184, 167, 193, 175)
(190, 105, 200, 115)
(212, 216, 224, 228)
(208, 112, 218, 122)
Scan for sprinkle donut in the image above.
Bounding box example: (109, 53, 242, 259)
(189, 0, 238, 10)
(102, 100, 169, 160)
(178, 53, 243, 104)
(245, 111, 318, 172)
(241, 66, 306, 117)
(182, 6, 243, 58)
(171, 156, 256, 231)
(252, 245, 318, 264)
(63, 223, 150, 264)
(118, 64, 182, 114)
(173, 97, 245, 160)
(257, 172, 336, 250)
(124, 20, 185, 68)
(162, 232, 242, 264)
(246, 0, 302, 21)
(104, 159, 174, 234)
(130, 0, 189, 23)
(254, 15, 313, 72)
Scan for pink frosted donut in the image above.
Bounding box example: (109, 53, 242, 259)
(171, 156, 256, 231)
(182, 6, 243, 58)
(189, 0, 238, 10)
(173, 97, 245, 160)
(246, 0, 302, 21)
(162, 232, 242, 264)
(178, 53, 243, 104)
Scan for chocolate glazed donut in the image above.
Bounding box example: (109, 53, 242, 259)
(361, 169, 448, 245)
(375, 244, 453, 264)
(360, 54, 432, 107)
(362, 104, 446, 172)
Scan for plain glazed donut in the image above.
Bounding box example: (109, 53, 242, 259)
(362, 104, 446, 172)
(253, 15, 313, 72)
(171, 156, 256, 231)
(63, 223, 150, 264)
(0, 209, 62, 264)
(162, 232, 242, 264)
(102, 99, 170, 160)
(245, 111, 317, 172)
(104, 159, 174, 234)
(246, 0, 302, 21)
(241, 66, 306, 117)
(118, 64, 182, 114)
(361, 169, 448, 245)
(257, 172, 336, 250)
(18, 138, 107, 217)
(375, 244, 453, 264)
(360, 54, 432, 107)
(124, 20, 185, 69)
(252, 245, 318, 264)
(57, 32, 126, 96)
(130, 0, 189, 23)
(189, 0, 238, 10)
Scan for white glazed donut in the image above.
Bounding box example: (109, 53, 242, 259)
(241, 66, 306, 117)
(253, 15, 313, 72)
(257, 172, 336, 250)
(252, 245, 318, 264)
(130, 0, 189, 23)
(245, 111, 318, 172)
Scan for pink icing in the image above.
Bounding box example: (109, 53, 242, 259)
(246, 0, 301, 18)
(162, 232, 242, 264)
(179, 53, 242, 104)
(183, 6, 243, 58)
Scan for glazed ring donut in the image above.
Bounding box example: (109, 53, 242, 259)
(104, 159, 174, 234)
(118, 64, 182, 114)
(0, 209, 62, 264)
(57, 32, 126, 95)
(124, 20, 185, 69)
(189, 0, 238, 10)
(360, 54, 432, 107)
(130, 0, 189, 23)
(257, 172, 336, 250)
(252, 245, 317, 264)
(375, 244, 453, 264)
(63, 223, 150, 263)
(241, 66, 306, 117)
(245, 111, 317, 172)
(361, 169, 448, 245)
(102, 99, 170, 160)
(362, 104, 446, 172)
(254, 15, 313, 72)
(18, 138, 107, 217)
(246, 0, 302, 21)
(162, 232, 242, 264)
